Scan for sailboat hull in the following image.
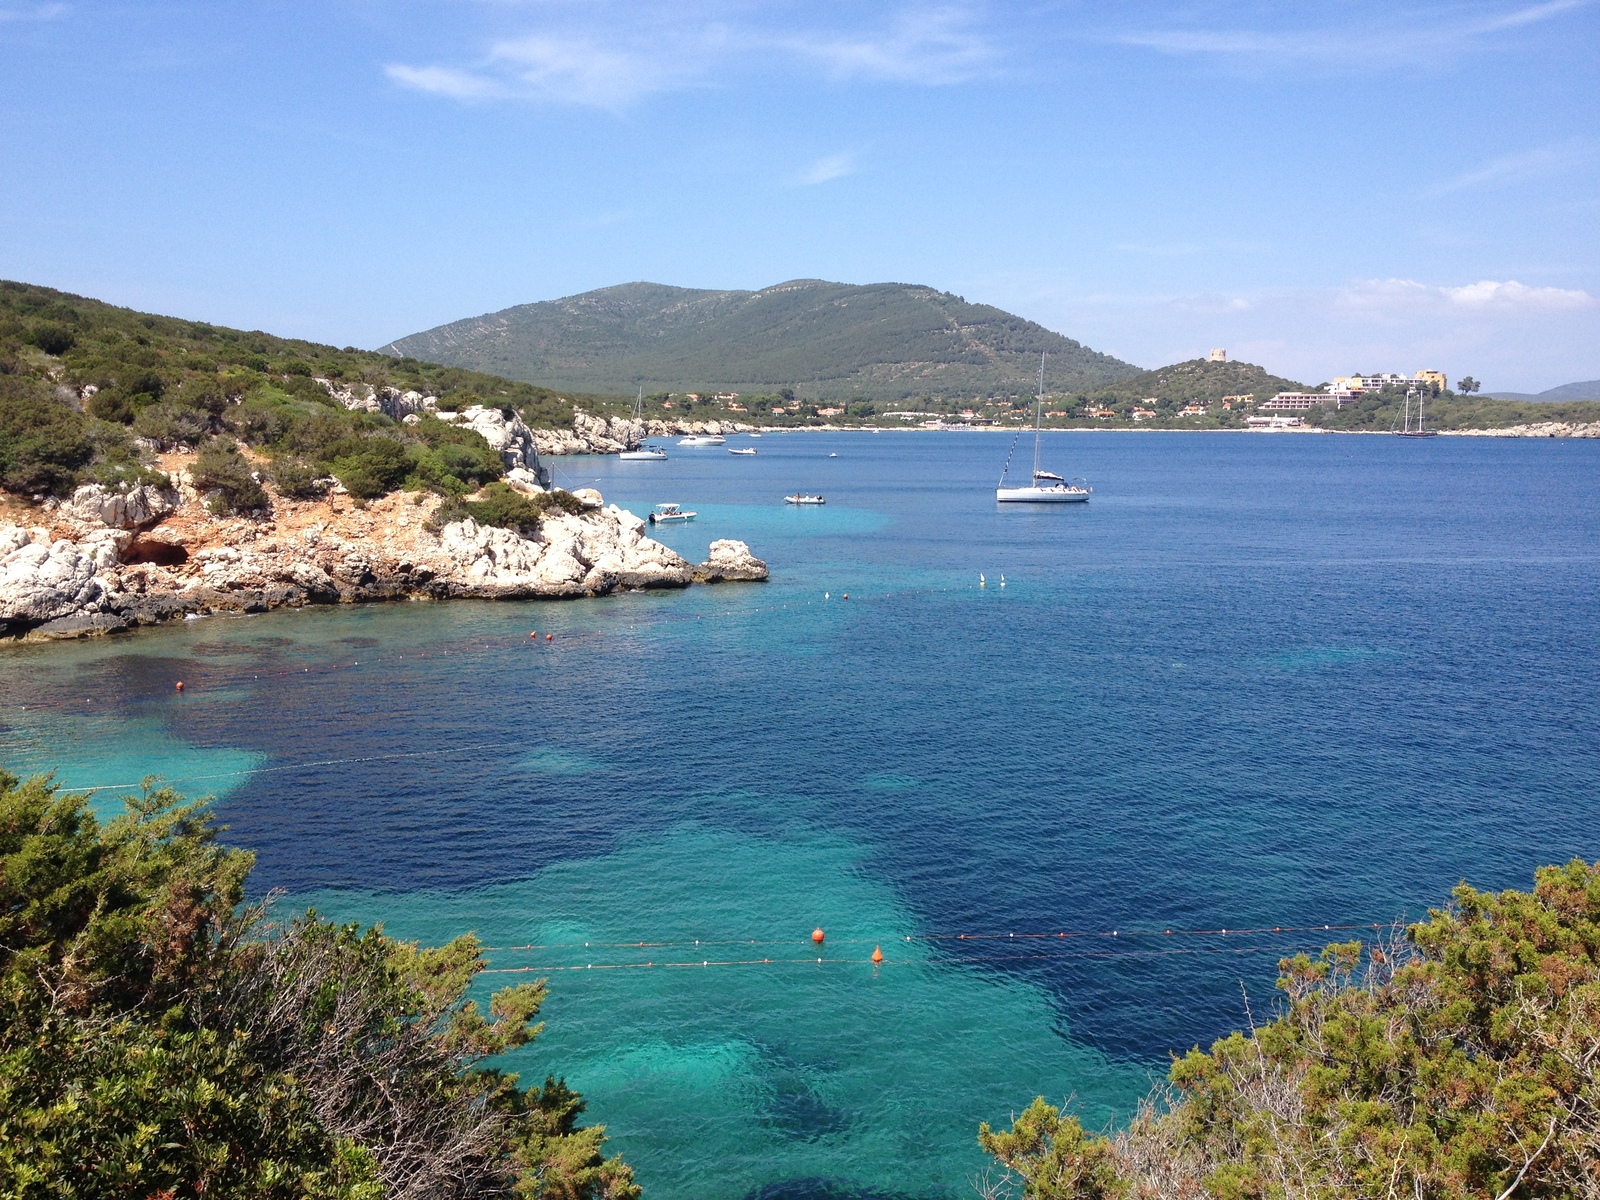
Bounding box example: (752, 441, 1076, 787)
(996, 486, 1090, 503)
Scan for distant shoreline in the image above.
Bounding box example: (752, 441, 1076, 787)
(687, 423, 1600, 439)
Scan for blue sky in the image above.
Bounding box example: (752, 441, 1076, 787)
(2, 1, 1596, 390)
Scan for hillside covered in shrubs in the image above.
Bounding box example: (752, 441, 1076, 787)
(0, 769, 638, 1198)
(0, 280, 604, 511)
(980, 860, 1600, 1199)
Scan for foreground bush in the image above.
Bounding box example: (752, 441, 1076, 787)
(980, 862, 1600, 1199)
(430, 483, 587, 536)
(191, 438, 269, 514)
(0, 771, 638, 1199)
(0, 376, 95, 496)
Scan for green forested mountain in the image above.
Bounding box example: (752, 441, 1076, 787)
(1077, 358, 1310, 409)
(380, 280, 1140, 401)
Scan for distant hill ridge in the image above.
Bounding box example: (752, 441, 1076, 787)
(1482, 380, 1600, 402)
(381, 279, 1141, 401)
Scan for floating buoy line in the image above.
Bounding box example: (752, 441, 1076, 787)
(472, 921, 1402, 976)
(478, 937, 1395, 977)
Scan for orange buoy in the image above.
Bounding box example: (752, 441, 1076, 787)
(812, 928, 825, 944)
(871, 946, 884, 964)
(530, 631, 537, 639)
(175, 681, 184, 692)
(842, 593, 848, 599)
(546, 633, 553, 641)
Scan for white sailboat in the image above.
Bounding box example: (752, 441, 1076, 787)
(996, 355, 1091, 503)
(1395, 387, 1438, 438)
(619, 388, 668, 460)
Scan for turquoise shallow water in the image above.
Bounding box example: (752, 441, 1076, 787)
(3, 431, 1598, 1197)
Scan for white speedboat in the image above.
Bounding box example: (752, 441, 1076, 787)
(678, 435, 726, 447)
(647, 503, 697, 524)
(997, 355, 1091, 504)
(728, 447, 757, 456)
(784, 494, 825, 505)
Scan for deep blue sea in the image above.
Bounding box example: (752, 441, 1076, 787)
(3, 430, 1598, 1198)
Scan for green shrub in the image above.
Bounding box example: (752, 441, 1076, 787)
(428, 482, 583, 535)
(119, 368, 165, 401)
(86, 388, 137, 423)
(981, 860, 1600, 1199)
(0, 770, 638, 1200)
(132, 400, 213, 448)
(331, 437, 409, 499)
(227, 395, 298, 446)
(171, 373, 228, 415)
(28, 322, 76, 356)
(0, 376, 95, 496)
(191, 439, 268, 514)
(269, 456, 331, 500)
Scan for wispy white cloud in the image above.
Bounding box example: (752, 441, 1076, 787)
(0, 3, 67, 22)
(796, 153, 855, 186)
(1337, 277, 1596, 313)
(1113, 0, 1593, 65)
(385, 4, 997, 109)
(1436, 140, 1594, 192)
(1441, 279, 1595, 308)
(384, 63, 505, 101)
(773, 8, 996, 84)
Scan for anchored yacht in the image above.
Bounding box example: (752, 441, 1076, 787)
(996, 355, 1091, 504)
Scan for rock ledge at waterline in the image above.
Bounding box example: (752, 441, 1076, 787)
(0, 480, 766, 643)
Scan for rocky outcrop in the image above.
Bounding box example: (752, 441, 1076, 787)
(435, 405, 547, 477)
(0, 475, 766, 642)
(1, 528, 109, 630)
(531, 410, 761, 455)
(59, 483, 173, 530)
(321, 380, 439, 422)
(1445, 422, 1600, 438)
(693, 540, 769, 583)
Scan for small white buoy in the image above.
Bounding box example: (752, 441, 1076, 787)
(825, 592, 830, 600)
(1000, 574, 1006, 587)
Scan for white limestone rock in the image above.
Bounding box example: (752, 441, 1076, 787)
(0, 526, 107, 625)
(436, 405, 541, 469)
(696, 538, 769, 583)
(504, 467, 546, 495)
(61, 483, 174, 530)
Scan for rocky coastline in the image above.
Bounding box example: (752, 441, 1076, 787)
(0, 475, 766, 644)
(1441, 421, 1600, 438)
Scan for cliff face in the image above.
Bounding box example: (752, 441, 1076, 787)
(0, 475, 766, 642)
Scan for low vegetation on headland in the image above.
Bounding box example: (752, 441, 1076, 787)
(0, 280, 602, 512)
(979, 859, 1600, 1199)
(0, 769, 638, 1198)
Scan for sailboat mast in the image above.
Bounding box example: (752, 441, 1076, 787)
(1033, 352, 1046, 478)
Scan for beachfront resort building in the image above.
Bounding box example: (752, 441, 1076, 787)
(1261, 393, 1324, 411)
(1330, 371, 1448, 395)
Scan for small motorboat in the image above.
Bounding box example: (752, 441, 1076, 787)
(647, 503, 697, 524)
(678, 435, 727, 447)
(619, 446, 668, 461)
(728, 447, 757, 456)
(828, 452, 838, 458)
(784, 494, 825, 505)
(749, 433, 762, 438)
